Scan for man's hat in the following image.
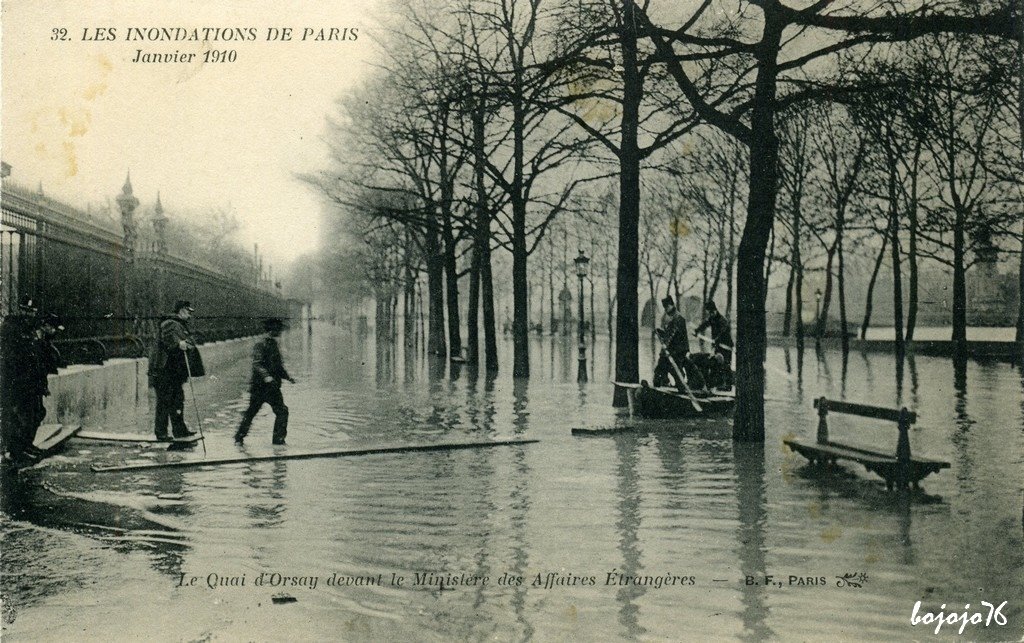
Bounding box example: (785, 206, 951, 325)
(263, 317, 286, 332)
(173, 300, 194, 313)
(704, 300, 718, 311)
(42, 312, 65, 331)
(661, 296, 675, 308)
(18, 295, 38, 312)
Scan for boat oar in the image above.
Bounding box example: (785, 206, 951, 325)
(183, 349, 207, 457)
(655, 331, 702, 412)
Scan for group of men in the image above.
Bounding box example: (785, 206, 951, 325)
(148, 300, 295, 446)
(653, 296, 733, 395)
(0, 297, 64, 465)
(1, 297, 294, 466)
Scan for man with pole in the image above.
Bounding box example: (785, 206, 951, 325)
(150, 300, 199, 442)
(653, 296, 708, 395)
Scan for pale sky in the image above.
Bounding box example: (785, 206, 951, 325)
(1, 0, 381, 266)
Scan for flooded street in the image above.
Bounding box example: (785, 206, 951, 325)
(3, 326, 1022, 641)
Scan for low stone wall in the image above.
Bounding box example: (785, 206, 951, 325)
(44, 336, 257, 427)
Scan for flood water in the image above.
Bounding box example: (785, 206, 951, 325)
(2, 326, 1022, 641)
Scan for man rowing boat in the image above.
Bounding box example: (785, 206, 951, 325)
(653, 296, 708, 395)
(694, 301, 733, 389)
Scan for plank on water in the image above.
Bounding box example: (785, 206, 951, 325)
(75, 431, 202, 444)
(92, 439, 540, 473)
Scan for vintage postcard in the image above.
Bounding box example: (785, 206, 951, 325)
(1, 0, 1022, 640)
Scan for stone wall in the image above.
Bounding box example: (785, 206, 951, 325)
(43, 336, 257, 428)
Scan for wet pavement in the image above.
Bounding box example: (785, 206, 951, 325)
(2, 326, 1022, 641)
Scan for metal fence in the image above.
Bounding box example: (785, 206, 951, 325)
(1, 178, 287, 365)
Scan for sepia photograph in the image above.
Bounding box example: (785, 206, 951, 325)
(1, 0, 1022, 640)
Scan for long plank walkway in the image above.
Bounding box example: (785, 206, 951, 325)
(92, 439, 539, 473)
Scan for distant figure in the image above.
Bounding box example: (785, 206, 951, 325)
(653, 296, 708, 394)
(150, 300, 198, 441)
(0, 299, 62, 464)
(234, 318, 295, 446)
(695, 301, 734, 389)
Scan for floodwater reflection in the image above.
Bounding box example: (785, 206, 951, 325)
(1, 327, 1022, 640)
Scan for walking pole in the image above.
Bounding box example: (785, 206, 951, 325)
(183, 349, 207, 457)
(655, 331, 702, 412)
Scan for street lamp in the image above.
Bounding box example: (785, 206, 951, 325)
(814, 287, 823, 346)
(574, 249, 590, 382)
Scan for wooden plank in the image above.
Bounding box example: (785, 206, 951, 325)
(92, 439, 539, 473)
(814, 398, 916, 424)
(34, 425, 83, 451)
(75, 431, 202, 444)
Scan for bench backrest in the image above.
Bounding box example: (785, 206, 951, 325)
(814, 397, 916, 463)
(813, 398, 916, 424)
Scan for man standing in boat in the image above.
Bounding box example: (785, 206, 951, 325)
(150, 300, 199, 441)
(694, 300, 734, 389)
(234, 317, 294, 446)
(653, 296, 708, 394)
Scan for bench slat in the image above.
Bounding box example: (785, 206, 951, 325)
(814, 398, 916, 424)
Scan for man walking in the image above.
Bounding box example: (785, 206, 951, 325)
(150, 300, 198, 441)
(234, 318, 294, 445)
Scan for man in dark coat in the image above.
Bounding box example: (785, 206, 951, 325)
(1, 299, 62, 464)
(234, 317, 295, 445)
(694, 300, 734, 389)
(653, 296, 708, 393)
(150, 300, 198, 441)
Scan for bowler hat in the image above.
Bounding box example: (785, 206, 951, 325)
(173, 300, 194, 313)
(42, 312, 65, 331)
(263, 317, 286, 331)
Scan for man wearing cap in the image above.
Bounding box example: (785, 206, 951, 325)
(653, 296, 708, 394)
(150, 300, 198, 441)
(0, 299, 62, 464)
(234, 317, 294, 445)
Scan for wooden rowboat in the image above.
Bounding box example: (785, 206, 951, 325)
(614, 381, 735, 419)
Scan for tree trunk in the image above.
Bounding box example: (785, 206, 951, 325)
(951, 205, 968, 357)
(612, 3, 642, 405)
(782, 262, 795, 336)
(1017, 218, 1024, 344)
(512, 221, 529, 377)
(733, 14, 783, 442)
(791, 196, 804, 349)
(726, 169, 737, 321)
(425, 226, 447, 365)
(861, 233, 889, 339)
(837, 227, 849, 353)
(886, 135, 905, 358)
(905, 141, 922, 343)
(403, 259, 416, 376)
(442, 214, 462, 361)
(606, 254, 614, 338)
(511, 64, 530, 377)
(817, 238, 838, 339)
(468, 241, 480, 370)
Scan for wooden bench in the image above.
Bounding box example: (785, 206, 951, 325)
(783, 397, 950, 490)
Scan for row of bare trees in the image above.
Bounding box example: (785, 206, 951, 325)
(305, 0, 1020, 441)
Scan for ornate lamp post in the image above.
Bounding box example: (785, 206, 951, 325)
(814, 287, 823, 347)
(574, 250, 590, 382)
